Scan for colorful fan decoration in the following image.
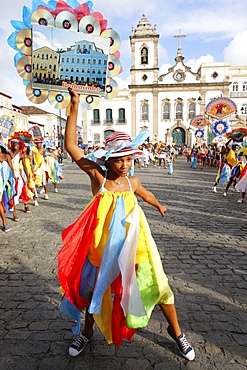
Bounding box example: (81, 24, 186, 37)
(12, 131, 33, 143)
(194, 129, 204, 138)
(225, 128, 247, 142)
(212, 136, 228, 145)
(7, 0, 121, 110)
(190, 115, 210, 128)
(212, 120, 229, 135)
(206, 97, 237, 119)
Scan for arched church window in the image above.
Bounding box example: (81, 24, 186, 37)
(176, 102, 183, 119)
(141, 47, 148, 65)
(141, 103, 149, 121)
(188, 102, 196, 119)
(243, 82, 247, 92)
(162, 102, 170, 119)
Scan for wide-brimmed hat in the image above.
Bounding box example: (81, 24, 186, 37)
(33, 137, 44, 144)
(8, 137, 25, 152)
(94, 131, 150, 160)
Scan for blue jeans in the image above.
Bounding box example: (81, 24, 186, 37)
(191, 156, 197, 168)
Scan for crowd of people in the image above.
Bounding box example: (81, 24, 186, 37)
(0, 137, 63, 232)
(83, 138, 247, 205)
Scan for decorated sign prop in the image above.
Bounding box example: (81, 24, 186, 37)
(194, 129, 204, 138)
(190, 115, 210, 128)
(7, 0, 122, 110)
(28, 125, 43, 139)
(225, 128, 247, 142)
(0, 115, 16, 138)
(212, 120, 229, 136)
(206, 97, 236, 119)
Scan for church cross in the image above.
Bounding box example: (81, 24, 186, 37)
(174, 29, 186, 49)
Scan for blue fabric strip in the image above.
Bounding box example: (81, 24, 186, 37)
(89, 196, 126, 314)
(59, 295, 81, 335)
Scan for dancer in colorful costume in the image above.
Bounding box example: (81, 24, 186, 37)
(235, 153, 247, 203)
(8, 137, 30, 221)
(46, 145, 63, 193)
(21, 144, 38, 209)
(57, 89, 195, 361)
(0, 142, 15, 232)
(32, 138, 49, 200)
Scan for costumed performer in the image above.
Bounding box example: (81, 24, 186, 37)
(46, 145, 63, 193)
(222, 139, 241, 197)
(8, 137, 30, 221)
(235, 154, 247, 203)
(0, 142, 15, 232)
(32, 138, 49, 200)
(21, 144, 38, 209)
(57, 88, 195, 361)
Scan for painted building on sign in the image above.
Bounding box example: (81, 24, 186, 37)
(60, 39, 108, 87)
(83, 15, 247, 146)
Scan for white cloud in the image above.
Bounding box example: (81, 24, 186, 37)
(159, 63, 172, 76)
(223, 31, 247, 65)
(186, 54, 215, 73)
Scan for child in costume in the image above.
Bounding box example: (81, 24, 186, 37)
(57, 88, 195, 361)
(235, 154, 247, 203)
(0, 142, 15, 232)
(8, 137, 30, 221)
(45, 145, 63, 193)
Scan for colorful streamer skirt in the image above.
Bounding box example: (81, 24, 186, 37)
(57, 191, 174, 346)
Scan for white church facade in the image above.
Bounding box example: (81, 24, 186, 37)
(82, 15, 247, 146)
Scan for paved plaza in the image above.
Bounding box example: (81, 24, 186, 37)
(1, 157, 247, 370)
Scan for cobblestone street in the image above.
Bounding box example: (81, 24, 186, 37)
(1, 157, 246, 370)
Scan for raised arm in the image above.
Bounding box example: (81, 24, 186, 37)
(64, 88, 102, 178)
(65, 88, 84, 162)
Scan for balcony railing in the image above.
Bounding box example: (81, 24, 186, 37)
(91, 120, 101, 125)
(103, 119, 113, 125)
(115, 118, 127, 124)
(229, 92, 247, 98)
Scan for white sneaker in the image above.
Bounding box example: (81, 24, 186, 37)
(44, 194, 49, 200)
(54, 188, 58, 193)
(39, 188, 45, 194)
(213, 186, 217, 193)
(237, 199, 243, 203)
(34, 200, 39, 206)
(223, 192, 227, 197)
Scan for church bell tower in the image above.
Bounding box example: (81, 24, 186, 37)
(129, 15, 159, 85)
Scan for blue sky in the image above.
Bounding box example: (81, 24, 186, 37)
(1, 0, 247, 112)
